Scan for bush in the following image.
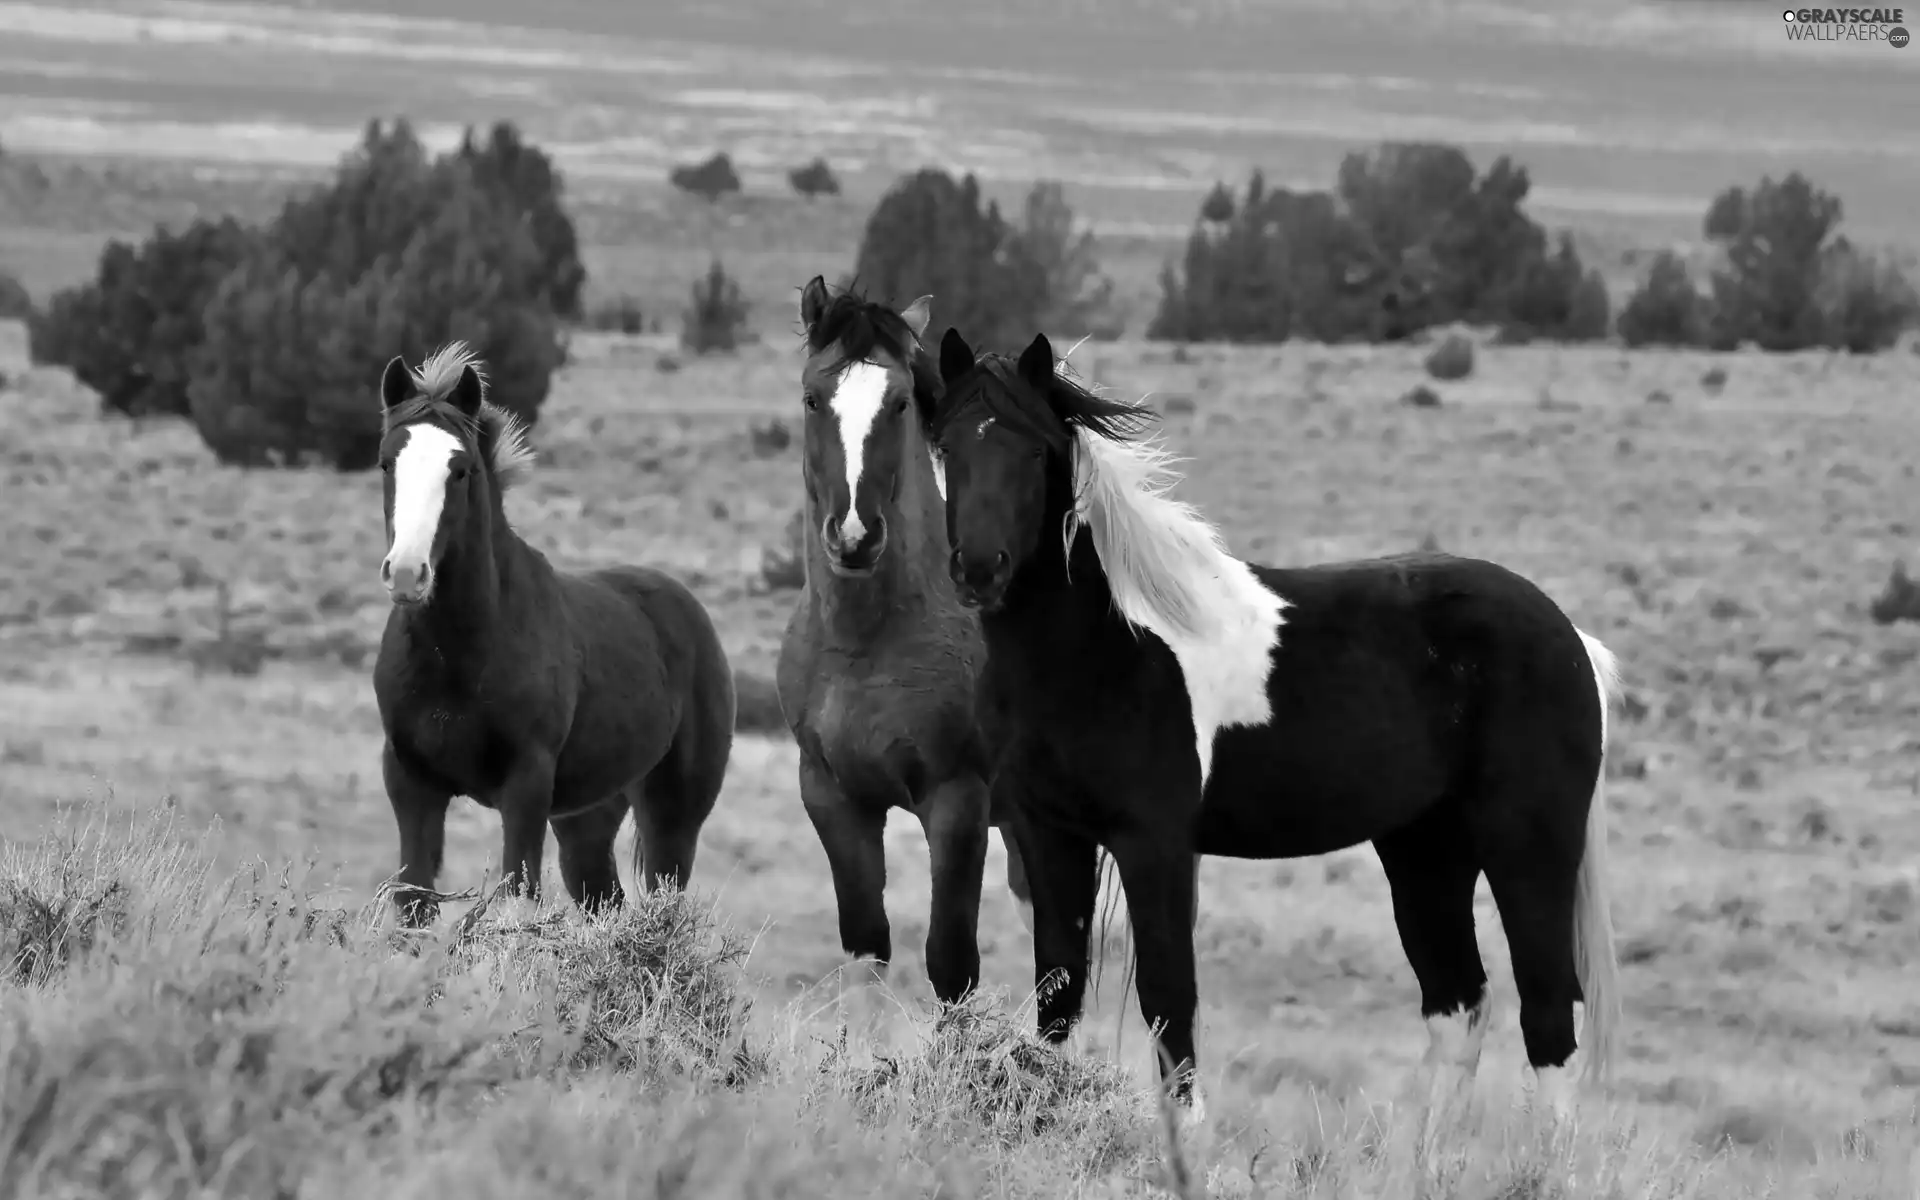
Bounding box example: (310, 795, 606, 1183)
(1704, 172, 1838, 352)
(1150, 143, 1561, 346)
(0, 268, 30, 321)
(455, 121, 586, 321)
(1016, 182, 1120, 340)
(788, 157, 840, 199)
(851, 168, 1047, 352)
(1617, 250, 1708, 348)
(1424, 334, 1474, 380)
(1497, 232, 1612, 343)
(681, 259, 749, 355)
(28, 216, 258, 417)
(185, 118, 566, 468)
(1816, 242, 1917, 353)
(670, 152, 742, 202)
(587, 294, 647, 335)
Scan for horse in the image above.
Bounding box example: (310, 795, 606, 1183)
(371, 342, 736, 926)
(775, 278, 1034, 1025)
(927, 326, 1623, 1132)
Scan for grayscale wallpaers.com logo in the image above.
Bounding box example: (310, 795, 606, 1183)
(1782, 7, 1910, 45)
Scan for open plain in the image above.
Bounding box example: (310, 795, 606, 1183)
(2, 0, 1919, 1195)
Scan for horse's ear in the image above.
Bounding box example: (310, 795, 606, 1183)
(799, 275, 829, 335)
(900, 294, 933, 340)
(1016, 332, 1054, 387)
(939, 326, 974, 383)
(450, 365, 485, 417)
(380, 356, 412, 410)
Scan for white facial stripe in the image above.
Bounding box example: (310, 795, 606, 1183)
(928, 445, 947, 501)
(831, 361, 890, 542)
(387, 424, 462, 572)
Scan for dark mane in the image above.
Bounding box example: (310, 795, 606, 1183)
(939, 353, 1159, 452)
(803, 282, 942, 429)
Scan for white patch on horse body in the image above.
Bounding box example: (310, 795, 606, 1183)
(1014, 896, 1034, 934)
(386, 423, 463, 585)
(1067, 426, 1289, 790)
(830, 360, 890, 543)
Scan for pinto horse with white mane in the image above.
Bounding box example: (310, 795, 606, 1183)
(929, 328, 1622, 1127)
(372, 343, 736, 925)
(777, 279, 1033, 1021)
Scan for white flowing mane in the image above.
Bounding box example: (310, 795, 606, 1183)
(411, 341, 537, 490)
(1058, 363, 1284, 645)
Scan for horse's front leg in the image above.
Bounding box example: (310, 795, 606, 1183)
(917, 773, 991, 1005)
(1107, 826, 1202, 1104)
(382, 741, 451, 927)
(495, 750, 558, 908)
(1004, 784, 1101, 1044)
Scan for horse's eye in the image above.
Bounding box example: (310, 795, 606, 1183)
(892, 396, 908, 415)
(803, 393, 819, 412)
(379, 460, 392, 474)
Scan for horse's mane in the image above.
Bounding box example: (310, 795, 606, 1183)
(803, 284, 941, 430)
(387, 341, 536, 491)
(957, 353, 1247, 643)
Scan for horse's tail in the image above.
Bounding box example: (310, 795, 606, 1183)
(1572, 628, 1623, 1086)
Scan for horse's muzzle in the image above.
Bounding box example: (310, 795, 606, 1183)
(949, 547, 1011, 611)
(384, 558, 433, 606)
(823, 513, 888, 577)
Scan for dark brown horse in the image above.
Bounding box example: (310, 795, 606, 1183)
(372, 342, 736, 924)
(776, 279, 1032, 1024)
(931, 328, 1622, 1135)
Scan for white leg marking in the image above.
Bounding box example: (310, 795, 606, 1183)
(839, 954, 892, 1050)
(1533, 1064, 1574, 1126)
(1416, 997, 1489, 1158)
(830, 361, 890, 544)
(385, 423, 462, 585)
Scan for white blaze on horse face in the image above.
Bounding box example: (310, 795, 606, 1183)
(830, 360, 890, 544)
(385, 423, 463, 592)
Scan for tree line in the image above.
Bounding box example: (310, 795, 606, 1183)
(8, 121, 1913, 472)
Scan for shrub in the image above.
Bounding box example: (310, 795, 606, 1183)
(455, 121, 586, 321)
(186, 118, 566, 468)
(28, 216, 257, 417)
(1424, 334, 1474, 380)
(1150, 143, 1558, 346)
(788, 157, 840, 199)
(1497, 232, 1612, 343)
(1617, 250, 1709, 348)
(681, 259, 749, 355)
(1816, 243, 1917, 353)
(1198, 181, 1235, 224)
(1704, 173, 1839, 351)
(587, 294, 647, 335)
(0, 268, 30, 320)
(851, 168, 1047, 352)
(1016, 182, 1120, 340)
(670, 152, 742, 202)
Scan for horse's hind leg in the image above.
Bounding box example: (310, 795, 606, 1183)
(1477, 801, 1584, 1126)
(915, 774, 990, 1005)
(631, 702, 731, 893)
(1373, 803, 1488, 1155)
(550, 796, 628, 914)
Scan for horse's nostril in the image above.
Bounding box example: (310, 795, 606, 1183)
(949, 548, 964, 574)
(380, 559, 393, 584)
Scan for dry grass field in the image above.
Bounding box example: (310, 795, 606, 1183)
(4, 286, 1920, 1194)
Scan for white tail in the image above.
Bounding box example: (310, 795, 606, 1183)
(1573, 629, 1623, 1086)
